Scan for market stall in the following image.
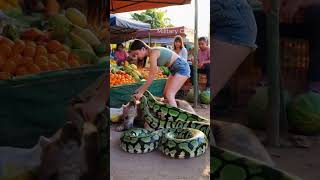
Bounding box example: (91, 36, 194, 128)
(109, 60, 169, 107)
(110, 14, 150, 43)
(0, 1, 108, 147)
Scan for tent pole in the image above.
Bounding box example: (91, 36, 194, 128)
(193, 0, 199, 107)
(266, 0, 280, 147)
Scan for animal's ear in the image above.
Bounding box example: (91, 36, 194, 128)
(39, 136, 51, 148)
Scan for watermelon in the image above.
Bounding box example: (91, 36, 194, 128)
(200, 90, 210, 104)
(288, 92, 320, 135)
(186, 88, 201, 103)
(247, 87, 291, 130)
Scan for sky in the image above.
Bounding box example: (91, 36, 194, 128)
(116, 0, 210, 37)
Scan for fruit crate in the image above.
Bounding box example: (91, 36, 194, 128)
(229, 38, 310, 107)
(280, 38, 309, 95)
(0, 65, 105, 148)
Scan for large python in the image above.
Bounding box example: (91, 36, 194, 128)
(120, 90, 210, 159)
(119, 91, 302, 179)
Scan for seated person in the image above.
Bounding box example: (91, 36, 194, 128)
(189, 37, 210, 91)
(114, 43, 128, 65)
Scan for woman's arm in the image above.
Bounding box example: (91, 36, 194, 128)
(136, 51, 158, 95)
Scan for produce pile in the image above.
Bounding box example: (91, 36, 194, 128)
(0, 5, 107, 80)
(110, 59, 169, 87)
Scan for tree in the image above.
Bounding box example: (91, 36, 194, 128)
(131, 9, 173, 28)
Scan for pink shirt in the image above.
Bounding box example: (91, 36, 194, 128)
(115, 50, 128, 62)
(198, 47, 210, 64)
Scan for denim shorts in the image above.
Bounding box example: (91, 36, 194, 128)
(211, 0, 257, 49)
(169, 58, 191, 77)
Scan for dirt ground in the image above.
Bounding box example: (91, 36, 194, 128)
(216, 109, 320, 180)
(110, 106, 210, 180)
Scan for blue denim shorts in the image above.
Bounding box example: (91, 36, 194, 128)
(169, 58, 191, 77)
(211, 0, 257, 49)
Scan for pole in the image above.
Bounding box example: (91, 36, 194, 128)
(266, 0, 280, 146)
(193, 0, 199, 107)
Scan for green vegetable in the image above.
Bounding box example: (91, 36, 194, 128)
(288, 92, 320, 135)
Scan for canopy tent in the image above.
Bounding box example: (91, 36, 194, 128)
(110, 14, 151, 43)
(110, 0, 192, 13)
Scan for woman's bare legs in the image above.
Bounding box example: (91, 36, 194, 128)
(212, 39, 252, 98)
(163, 74, 188, 107)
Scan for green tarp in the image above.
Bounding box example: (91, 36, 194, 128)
(110, 79, 167, 108)
(0, 65, 105, 148)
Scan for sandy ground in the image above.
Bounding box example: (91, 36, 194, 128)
(267, 139, 320, 180)
(217, 108, 320, 180)
(110, 106, 210, 180)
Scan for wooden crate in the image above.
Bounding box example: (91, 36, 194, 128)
(229, 38, 310, 107)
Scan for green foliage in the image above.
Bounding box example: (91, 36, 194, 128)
(131, 9, 173, 28)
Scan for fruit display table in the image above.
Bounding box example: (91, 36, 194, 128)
(0, 65, 105, 148)
(110, 78, 167, 108)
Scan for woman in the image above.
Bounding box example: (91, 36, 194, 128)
(173, 35, 188, 61)
(114, 43, 128, 65)
(211, 0, 257, 97)
(129, 39, 190, 107)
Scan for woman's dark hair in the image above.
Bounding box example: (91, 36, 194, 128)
(129, 39, 149, 51)
(198, 37, 208, 44)
(116, 43, 124, 51)
(173, 35, 185, 50)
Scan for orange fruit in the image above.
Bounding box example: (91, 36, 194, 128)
(15, 65, 29, 76)
(35, 45, 47, 57)
(23, 46, 36, 57)
(8, 54, 22, 65)
(0, 56, 5, 69)
(47, 40, 63, 53)
(12, 40, 26, 55)
(34, 55, 49, 65)
(2, 61, 16, 74)
(0, 44, 12, 58)
(57, 61, 70, 69)
(48, 62, 60, 71)
(26, 63, 41, 74)
(24, 40, 36, 48)
(0, 72, 11, 80)
(56, 51, 69, 62)
(68, 58, 80, 68)
(48, 54, 59, 63)
(0, 37, 14, 47)
(20, 57, 34, 65)
(38, 63, 49, 72)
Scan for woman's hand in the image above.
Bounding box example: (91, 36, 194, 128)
(133, 92, 143, 101)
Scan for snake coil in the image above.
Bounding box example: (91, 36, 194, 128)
(120, 91, 210, 159)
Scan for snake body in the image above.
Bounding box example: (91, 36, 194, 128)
(120, 90, 210, 159)
(119, 91, 301, 179)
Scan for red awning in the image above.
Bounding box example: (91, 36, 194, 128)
(110, 0, 192, 13)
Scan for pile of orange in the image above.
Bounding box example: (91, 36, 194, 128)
(110, 70, 136, 87)
(0, 36, 81, 80)
(138, 68, 167, 79)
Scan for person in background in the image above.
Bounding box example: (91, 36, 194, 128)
(173, 35, 188, 61)
(186, 46, 194, 65)
(114, 43, 128, 65)
(128, 39, 190, 107)
(190, 37, 211, 91)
